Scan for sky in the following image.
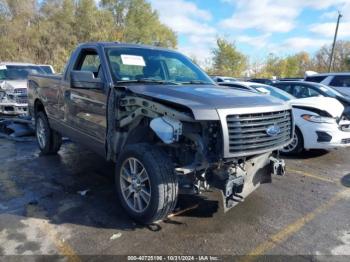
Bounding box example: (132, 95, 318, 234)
(148, 0, 350, 64)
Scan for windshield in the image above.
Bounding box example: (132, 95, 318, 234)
(251, 84, 295, 101)
(105, 47, 214, 85)
(39, 65, 54, 74)
(314, 83, 343, 98)
(0, 65, 45, 80)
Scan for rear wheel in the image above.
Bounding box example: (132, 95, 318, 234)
(35, 111, 62, 155)
(281, 127, 303, 155)
(115, 144, 178, 224)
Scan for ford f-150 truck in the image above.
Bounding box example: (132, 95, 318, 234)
(28, 42, 293, 223)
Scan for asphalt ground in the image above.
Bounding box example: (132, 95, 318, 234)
(0, 138, 349, 261)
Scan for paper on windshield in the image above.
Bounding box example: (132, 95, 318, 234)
(0, 65, 7, 70)
(121, 55, 146, 66)
(256, 87, 271, 94)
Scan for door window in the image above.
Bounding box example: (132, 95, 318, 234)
(75, 50, 102, 78)
(292, 84, 321, 98)
(305, 75, 327, 83)
(274, 84, 292, 94)
(330, 76, 350, 87)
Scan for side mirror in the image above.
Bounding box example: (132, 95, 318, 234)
(71, 70, 103, 89)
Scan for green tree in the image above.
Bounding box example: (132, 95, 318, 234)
(313, 40, 350, 72)
(211, 38, 247, 77)
(101, 0, 177, 48)
(259, 53, 285, 78)
(346, 55, 350, 70)
(0, 0, 177, 71)
(254, 52, 313, 78)
(283, 52, 312, 77)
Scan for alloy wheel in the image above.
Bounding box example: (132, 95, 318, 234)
(36, 117, 47, 149)
(120, 157, 152, 213)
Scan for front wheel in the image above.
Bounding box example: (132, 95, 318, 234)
(35, 111, 62, 155)
(281, 127, 303, 155)
(115, 144, 178, 224)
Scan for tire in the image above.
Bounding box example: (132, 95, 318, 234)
(115, 144, 178, 224)
(281, 127, 303, 155)
(35, 111, 62, 155)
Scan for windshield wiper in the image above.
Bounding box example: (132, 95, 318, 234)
(180, 80, 212, 85)
(117, 78, 181, 85)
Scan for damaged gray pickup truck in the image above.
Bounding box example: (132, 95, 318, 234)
(28, 42, 293, 223)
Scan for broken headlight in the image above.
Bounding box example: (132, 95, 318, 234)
(150, 116, 182, 144)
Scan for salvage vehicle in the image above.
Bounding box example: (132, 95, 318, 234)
(221, 81, 350, 154)
(28, 42, 293, 223)
(304, 72, 350, 97)
(0, 62, 48, 115)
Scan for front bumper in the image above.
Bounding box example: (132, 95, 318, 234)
(0, 102, 28, 115)
(301, 122, 350, 149)
(209, 152, 284, 212)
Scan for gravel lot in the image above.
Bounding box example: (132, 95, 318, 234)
(0, 138, 349, 260)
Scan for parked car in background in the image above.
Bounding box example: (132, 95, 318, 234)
(28, 42, 292, 223)
(304, 72, 350, 97)
(211, 75, 237, 83)
(272, 81, 350, 108)
(221, 81, 350, 154)
(0, 62, 49, 115)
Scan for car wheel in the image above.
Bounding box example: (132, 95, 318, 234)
(115, 143, 178, 224)
(281, 127, 303, 155)
(35, 111, 62, 155)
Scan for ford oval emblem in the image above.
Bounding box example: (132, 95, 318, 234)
(266, 125, 281, 137)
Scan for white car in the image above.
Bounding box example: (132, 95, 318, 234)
(304, 72, 350, 97)
(0, 62, 49, 115)
(221, 81, 350, 154)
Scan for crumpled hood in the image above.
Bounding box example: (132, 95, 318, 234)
(126, 84, 288, 120)
(289, 97, 344, 118)
(0, 80, 27, 91)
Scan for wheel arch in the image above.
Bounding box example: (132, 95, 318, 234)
(295, 125, 304, 148)
(34, 99, 46, 117)
(123, 118, 162, 146)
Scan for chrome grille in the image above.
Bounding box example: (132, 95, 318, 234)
(15, 97, 28, 104)
(14, 88, 27, 94)
(226, 110, 293, 155)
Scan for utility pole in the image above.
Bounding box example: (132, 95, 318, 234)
(328, 11, 342, 72)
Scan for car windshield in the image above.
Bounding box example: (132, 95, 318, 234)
(39, 65, 54, 74)
(314, 83, 343, 98)
(0, 65, 45, 80)
(105, 47, 214, 85)
(251, 84, 295, 101)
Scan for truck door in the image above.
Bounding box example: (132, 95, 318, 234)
(67, 48, 107, 146)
